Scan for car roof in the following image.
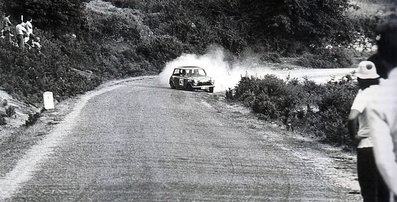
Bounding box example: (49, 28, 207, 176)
(176, 66, 203, 70)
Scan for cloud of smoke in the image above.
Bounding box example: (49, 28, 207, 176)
(158, 46, 355, 92)
(158, 46, 270, 92)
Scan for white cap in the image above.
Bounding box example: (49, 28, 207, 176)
(356, 61, 379, 79)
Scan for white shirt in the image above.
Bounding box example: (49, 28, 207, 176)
(368, 68, 397, 195)
(24, 21, 33, 35)
(15, 23, 26, 35)
(2, 16, 11, 29)
(351, 86, 379, 148)
(23, 21, 33, 43)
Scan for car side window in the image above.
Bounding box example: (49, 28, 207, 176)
(173, 69, 180, 76)
(198, 69, 206, 76)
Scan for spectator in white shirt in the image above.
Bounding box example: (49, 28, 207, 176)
(23, 16, 34, 44)
(349, 61, 389, 201)
(367, 14, 397, 201)
(15, 21, 27, 50)
(1, 14, 12, 42)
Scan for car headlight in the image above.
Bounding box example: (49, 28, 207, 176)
(211, 79, 215, 84)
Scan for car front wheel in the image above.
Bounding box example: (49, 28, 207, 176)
(170, 81, 175, 89)
(209, 87, 214, 93)
(186, 84, 193, 91)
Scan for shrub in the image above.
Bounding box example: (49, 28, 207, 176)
(260, 52, 282, 63)
(227, 74, 358, 148)
(295, 48, 353, 68)
(0, 35, 103, 105)
(1, 99, 7, 107)
(25, 112, 41, 127)
(106, 0, 139, 8)
(5, 106, 16, 118)
(0, 117, 6, 125)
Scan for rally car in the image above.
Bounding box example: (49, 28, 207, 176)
(169, 66, 215, 93)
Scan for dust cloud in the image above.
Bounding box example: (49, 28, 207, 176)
(158, 46, 272, 92)
(158, 46, 355, 92)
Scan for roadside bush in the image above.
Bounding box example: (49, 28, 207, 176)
(227, 74, 358, 148)
(105, 0, 139, 8)
(1, 99, 7, 107)
(295, 48, 353, 68)
(0, 34, 102, 105)
(0, 117, 6, 125)
(311, 78, 357, 145)
(5, 106, 16, 118)
(24, 112, 41, 127)
(260, 52, 282, 63)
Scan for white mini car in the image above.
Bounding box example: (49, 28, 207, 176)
(169, 66, 215, 93)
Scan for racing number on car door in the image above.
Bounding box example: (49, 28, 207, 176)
(174, 77, 180, 88)
(173, 69, 181, 88)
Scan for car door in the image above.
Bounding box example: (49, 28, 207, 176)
(172, 69, 182, 88)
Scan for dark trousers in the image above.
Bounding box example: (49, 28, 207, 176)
(17, 34, 24, 49)
(357, 147, 390, 202)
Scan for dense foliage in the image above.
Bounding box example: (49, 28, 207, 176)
(4, 0, 87, 34)
(0, 0, 161, 105)
(0, 38, 101, 104)
(240, 0, 354, 50)
(226, 75, 358, 148)
(105, 0, 357, 54)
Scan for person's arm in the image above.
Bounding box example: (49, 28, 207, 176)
(348, 110, 360, 141)
(6, 18, 11, 25)
(368, 107, 397, 195)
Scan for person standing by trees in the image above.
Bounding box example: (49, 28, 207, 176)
(15, 20, 27, 50)
(348, 61, 389, 202)
(23, 16, 34, 46)
(367, 14, 397, 201)
(4, 0, 85, 36)
(1, 13, 12, 42)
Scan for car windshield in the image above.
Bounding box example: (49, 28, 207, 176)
(186, 69, 206, 77)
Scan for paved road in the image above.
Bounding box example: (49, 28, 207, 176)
(4, 77, 358, 201)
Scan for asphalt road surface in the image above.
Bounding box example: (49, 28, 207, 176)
(2, 77, 359, 201)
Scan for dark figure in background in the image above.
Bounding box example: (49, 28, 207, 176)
(368, 53, 390, 79)
(348, 61, 390, 202)
(368, 13, 397, 79)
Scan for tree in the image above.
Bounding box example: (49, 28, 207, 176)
(239, 0, 354, 49)
(4, 0, 85, 34)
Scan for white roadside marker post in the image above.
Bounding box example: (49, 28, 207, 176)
(43, 91, 54, 110)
